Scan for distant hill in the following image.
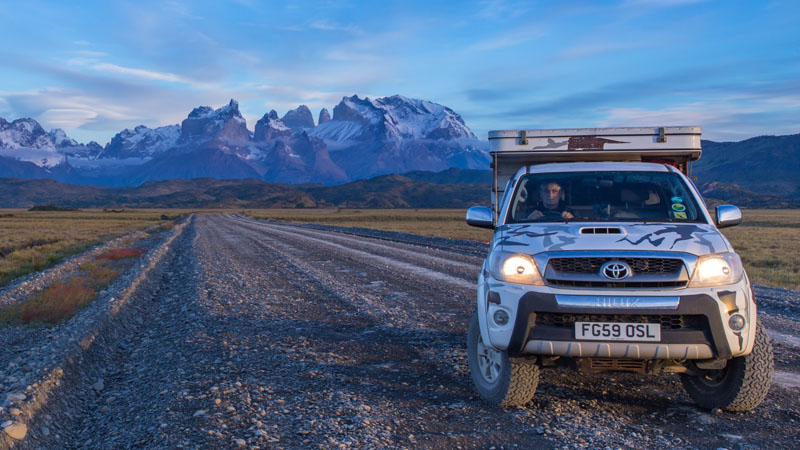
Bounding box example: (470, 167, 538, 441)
(304, 174, 487, 208)
(401, 167, 492, 184)
(695, 134, 800, 202)
(0, 174, 489, 209)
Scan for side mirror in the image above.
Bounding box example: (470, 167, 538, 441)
(466, 206, 494, 229)
(715, 205, 742, 229)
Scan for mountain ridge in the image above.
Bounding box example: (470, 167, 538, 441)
(0, 95, 489, 187)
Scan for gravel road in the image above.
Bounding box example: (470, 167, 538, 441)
(7, 214, 799, 449)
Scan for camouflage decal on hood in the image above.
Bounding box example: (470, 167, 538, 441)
(496, 222, 727, 255)
(616, 224, 719, 253)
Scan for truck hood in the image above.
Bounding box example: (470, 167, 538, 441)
(494, 222, 730, 256)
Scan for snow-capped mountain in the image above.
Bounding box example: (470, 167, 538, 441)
(0, 95, 489, 186)
(103, 124, 181, 159)
(48, 129, 79, 148)
(0, 118, 55, 150)
(312, 95, 477, 142)
(181, 99, 249, 143)
(0, 118, 64, 167)
(310, 95, 488, 179)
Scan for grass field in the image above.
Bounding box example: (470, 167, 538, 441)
(719, 209, 800, 290)
(248, 208, 800, 290)
(0, 209, 178, 288)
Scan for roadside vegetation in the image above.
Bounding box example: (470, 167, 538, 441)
(0, 247, 146, 324)
(719, 209, 800, 290)
(247, 208, 800, 290)
(0, 209, 177, 288)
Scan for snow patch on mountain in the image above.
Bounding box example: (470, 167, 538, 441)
(103, 124, 180, 159)
(48, 129, 79, 148)
(0, 118, 55, 150)
(309, 120, 365, 142)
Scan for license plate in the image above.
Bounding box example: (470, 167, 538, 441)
(575, 322, 660, 341)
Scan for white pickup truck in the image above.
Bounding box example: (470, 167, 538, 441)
(466, 127, 773, 411)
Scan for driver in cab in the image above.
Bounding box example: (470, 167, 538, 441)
(526, 181, 574, 220)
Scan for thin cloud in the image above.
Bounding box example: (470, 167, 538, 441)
(309, 20, 362, 35)
(558, 41, 650, 60)
(621, 0, 709, 7)
(91, 63, 188, 84)
(68, 50, 109, 58)
(468, 24, 548, 51)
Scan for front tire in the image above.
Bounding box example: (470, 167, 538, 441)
(467, 310, 539, 406)
(680, 321, 774, 411)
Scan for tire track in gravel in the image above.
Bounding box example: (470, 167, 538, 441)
(226, 215, 483, 283)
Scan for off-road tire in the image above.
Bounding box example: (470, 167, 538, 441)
(467, 310, 539, 407)
(680, 321, 774, 411)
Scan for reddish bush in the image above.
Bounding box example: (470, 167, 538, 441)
(19, 278, 95, 324)
(97, 248, 145, 261)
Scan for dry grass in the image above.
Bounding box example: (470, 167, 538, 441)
(0, 246, 146, 325)
(719, 209, 800, 290)
(13, 277, 96, 325)
(0, 209, 173, 288)
(246, 208, 800, 290)
(97, 248, 146, 261)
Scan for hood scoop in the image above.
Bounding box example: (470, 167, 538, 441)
(580, 227, 623, 235)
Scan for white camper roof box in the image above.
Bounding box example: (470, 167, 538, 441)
(487, 126, 703, 219)
(488, 126, 702, 167)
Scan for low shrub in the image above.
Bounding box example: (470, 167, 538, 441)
(11, 278, 96, 324)
(97, 248, 145, 260)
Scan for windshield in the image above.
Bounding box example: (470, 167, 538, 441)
(507, 171, 705, 224)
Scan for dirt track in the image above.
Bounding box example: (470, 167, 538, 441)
(5, 214, 799, 449)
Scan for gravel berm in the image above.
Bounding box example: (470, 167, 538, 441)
(2, 214, 798, 449)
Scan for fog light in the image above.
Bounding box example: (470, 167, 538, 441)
(728, 314, 746, 331)
(493, 310, 510, 326)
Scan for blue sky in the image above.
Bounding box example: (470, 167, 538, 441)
(0, 0, 798, 144)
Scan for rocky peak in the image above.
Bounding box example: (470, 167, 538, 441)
(181, 99, 248, 142)
(254, 110, 293, 141)
(48, 129, 79, 148)
(318, 108, 331, 125)
(0, 117, 55, 150)
(282, 105, 315, 130)
(103, 124, 180, 159)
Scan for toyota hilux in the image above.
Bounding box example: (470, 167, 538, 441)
(466, 127, 773, 411)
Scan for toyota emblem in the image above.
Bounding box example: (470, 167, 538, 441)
(601, 261, 631, 280)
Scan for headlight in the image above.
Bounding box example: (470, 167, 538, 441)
(488, 251, 544, 285)
(689, 252, 744, 287)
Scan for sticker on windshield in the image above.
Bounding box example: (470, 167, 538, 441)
(672, 203, 686, 212)
(673, 211, 688, 219)
(671, 196, 683, 203)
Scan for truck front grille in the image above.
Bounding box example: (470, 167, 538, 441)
(549, 257, 683, 275)
(546, 279, 688, 289)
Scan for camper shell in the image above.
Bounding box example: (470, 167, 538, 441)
(488, 127, 702, 221)
(465, 126, 773, 412)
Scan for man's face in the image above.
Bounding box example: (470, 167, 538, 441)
(540, 183, 561, 209)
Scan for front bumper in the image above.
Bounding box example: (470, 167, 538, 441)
(479, 278, 756, 360)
